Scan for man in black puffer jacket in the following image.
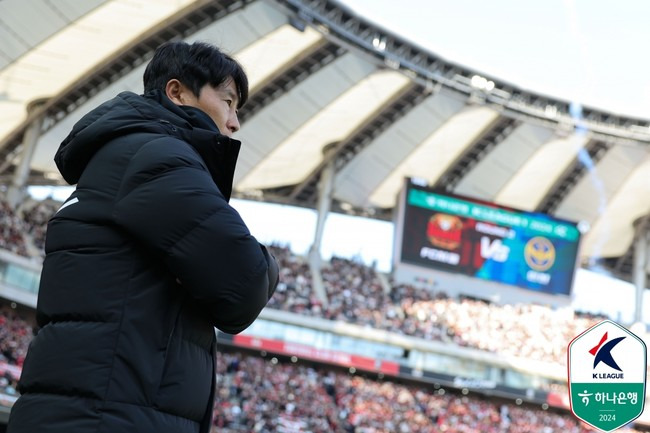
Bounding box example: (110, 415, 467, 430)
(7, 41, 279, 433)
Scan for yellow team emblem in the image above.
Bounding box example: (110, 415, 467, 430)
(524, 236, 555, 271)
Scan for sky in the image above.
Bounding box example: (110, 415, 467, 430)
(338, 0, 650, 119)
(26, 1, 650, 323)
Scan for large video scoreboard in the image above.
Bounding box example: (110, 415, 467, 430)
(395, 179, 581, 296)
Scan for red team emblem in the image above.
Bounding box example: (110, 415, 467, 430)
(426, 214, 463, 250)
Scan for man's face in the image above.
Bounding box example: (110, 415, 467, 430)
(181, 79, 241, 137)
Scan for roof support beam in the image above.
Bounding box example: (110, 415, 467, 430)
(633, 217, 649, 324)
(307, 143, 338, 307)
(6, 99, 47, 208)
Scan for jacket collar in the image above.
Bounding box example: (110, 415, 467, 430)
(183, 127, 240, 202)
(145, 91, 241, 202)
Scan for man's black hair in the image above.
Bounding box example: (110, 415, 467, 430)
(143, 41, 248, 108)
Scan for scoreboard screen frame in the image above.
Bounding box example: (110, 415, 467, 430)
(393, 178, 582, 296)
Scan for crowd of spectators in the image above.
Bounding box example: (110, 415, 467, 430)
(0, 198, 610, 366)
(0, 197, 61, 259)
(0, 302, 34, 400)
(0, 199, 614, 367)
(213, 350, 644, 433)
(0, 299, 643, 432)
(0, 201, 30, 258)
(267, 245, 605, 366)
(19, 199, 60, 256)
(0, 197, 635, 431)
(0, 300, 644, 432)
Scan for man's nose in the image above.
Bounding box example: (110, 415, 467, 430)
(228, 114, 240, 134)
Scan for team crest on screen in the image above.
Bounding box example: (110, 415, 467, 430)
(426, 213, 463, 250)
(524, 236, 555, 271)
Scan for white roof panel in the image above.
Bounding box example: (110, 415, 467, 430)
(235, 52, 377, 183)
(0, 0, 67, 47)
(29, 3, 294, 178)
(496, 133, 589, 211)
(238, 70, 410, 190)
(187, 0, 287, 52)
(0, 25, 27, 67)
(581, 152, 650, 258)
(237, 25, 323, 91)
(369, 105, 500, 208)
(53, 0, 106, 19)
(0, 0, 200, 147)
(335, 90, 466, 208)
(454, 123, 554, 200)
(555, 144, 649, 225)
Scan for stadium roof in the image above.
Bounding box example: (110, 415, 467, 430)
(1, 0, 649, 280)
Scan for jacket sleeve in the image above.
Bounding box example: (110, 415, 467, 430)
(113, 137, 278, 334)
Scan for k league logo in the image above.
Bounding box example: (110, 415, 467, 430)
(590, 332, 625, 374)
(568, 320, 647, 432)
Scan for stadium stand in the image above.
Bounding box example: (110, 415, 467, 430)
(0, 288, 643, 433)
(266, 244, 606, 367)
(0, 200, 617, 368)
(0, 198, 647, 432)
(216, 350, 645, 433)
(18, 199, 59, 258)
(0, 202, 30, 259)
(0, 300, 34, 412)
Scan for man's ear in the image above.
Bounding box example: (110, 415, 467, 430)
(165, 79, 191, 106)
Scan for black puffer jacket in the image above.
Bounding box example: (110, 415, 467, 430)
(7, 91, 279, 433)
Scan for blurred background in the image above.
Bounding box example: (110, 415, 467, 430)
(1, 0, 650, 431)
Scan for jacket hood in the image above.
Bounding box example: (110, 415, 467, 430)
(55, 91, 241, 200)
